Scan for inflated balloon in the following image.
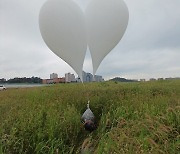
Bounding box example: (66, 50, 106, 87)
(39, 0, 87, 80)
(86, 0, 129, 75)
(39, 0, 129, 78)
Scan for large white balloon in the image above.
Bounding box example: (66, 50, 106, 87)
(39, 0, 87, 80)
(86, 0, 129, 75)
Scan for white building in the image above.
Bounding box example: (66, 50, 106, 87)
(50, 73, 58, 79)
(65, 73, 76, 83)
(94, 75, 104, 82)
(71, 74, 76, 82)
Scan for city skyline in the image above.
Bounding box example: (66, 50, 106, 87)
(1, 71, 179, 83)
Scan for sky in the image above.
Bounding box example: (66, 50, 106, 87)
(0, 0, 180, 80)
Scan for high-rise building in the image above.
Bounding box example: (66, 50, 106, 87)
(82, 71, 93, 82)
(71, 74, 76, 82)
(65, 73, 76, 83)
(50, 73, 58, 79)
(81, 71, 104, 82)
(94, 75, 103, 82)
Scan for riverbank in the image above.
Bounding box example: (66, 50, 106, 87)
(2, 83, 49, 88)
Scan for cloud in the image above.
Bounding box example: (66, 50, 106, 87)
(0, 0, 180, 80)
(94, 0, 180, 79)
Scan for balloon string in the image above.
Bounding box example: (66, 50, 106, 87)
(82, 82, 90, 108)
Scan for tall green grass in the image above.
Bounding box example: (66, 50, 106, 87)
(0, 80, 179, 153)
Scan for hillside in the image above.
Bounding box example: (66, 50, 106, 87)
(109, 77, 138, 82)
(0, 80, 179, 153)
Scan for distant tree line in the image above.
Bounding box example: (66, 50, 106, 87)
(0, 77, 42, 84)
(110, 77, 138, 82)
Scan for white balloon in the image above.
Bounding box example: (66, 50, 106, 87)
(86, 0, 129, 75)
(39, 0, 87, 80)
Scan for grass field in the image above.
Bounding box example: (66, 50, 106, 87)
(0, 80, 179, 153)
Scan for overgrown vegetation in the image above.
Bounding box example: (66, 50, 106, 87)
(0, 80, 179, 153)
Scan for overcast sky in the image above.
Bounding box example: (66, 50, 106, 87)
(1, 0, 180, 80)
